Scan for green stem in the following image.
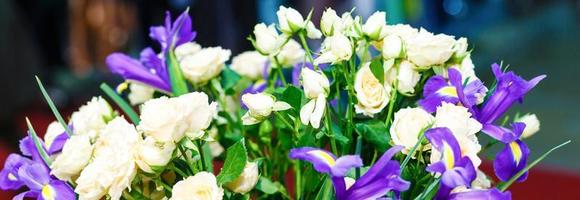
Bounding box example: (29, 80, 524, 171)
(177, 145, 196, 174)
(384, 79, 399, 127)
(196, 140, 207, 171)
(414, 177, 441, 200)
(100, 83, 141, 125)
(400, 124, 432, 170)
(275, 112, 297, 135)
(325, 106, 339, 155)
(354, 137, 362, 178)
(298, 32, 316, 69)
(35, 76, 73, 136)
(294, 161, 302, 200)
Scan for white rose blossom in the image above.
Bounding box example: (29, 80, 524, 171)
(70, 96, 114, 140)
(306, 21, 322, 39)
(320, 8, 344, 36)
(175, 42, 202, 61)
(180, 46, 231, 84)
(515, 113, 540, 138)
(385, 24, 419, 42)
(226, 162, 260, 194)
(395, 60, 421, 95)
(299, 68, 330, 129)
(43, 121, 65, 149)
(381, 34, 403, 59)
(253, 23, 282, 55)
(230, 51, 269, 80)
(314, 33, 353, 65)
(362, 11, 387, 40)
(277, 6, 306, 34)
(241, 93, 291, 125)
(453, 37, 469, 58)
(50, 134, 94, 182)
(275, 39, 305, 67)
(170, 172, 224, 200)
(134, 137, 176, 173)
(406, 28, 456, 68)
(176, 92, 218, 139)
(390, 107, 434, 153)
(354, 62, 391, 117)
(128, 82, 155, 105)
(139, 96, 188, 143)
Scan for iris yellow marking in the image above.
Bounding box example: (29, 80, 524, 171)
(310, 150, 336, 166)
(41, 185, 56, 200)
(437, 86, 458, 97)
(510, 141, 522, 165)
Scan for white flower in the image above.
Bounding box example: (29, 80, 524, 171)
(432, 102, 482, 167)
(362, 11, 387, 40)
(306, 21, 322, 39)
(180, 47, 231, 84)
(70, 96, 114, 140)
(453, 37, 469, 58)
(381, 34, 403, 59)
(170, 172, 224, 200)
(314, 33, 353, 65)
(276, 6, 306, 34)
(320, 8, 344, 36)
(385, 24, 418, 42)
(396, 60, 421, 94)
(176, 92, 218, 139)
(50, 135, 94, 182)
(301, 68, 330, 99)
(134, 137, 176, 173)
(226, 162, 259, 194)
(515, 114, 540, 138)
(76, 117, 140, 200)
(390, 107, 434, 152)
(354, 62, 391, 117)
(472, 170, 492, 189)
(44, 121, 65, 149)
(230, 51, 269, 80)
(175, 42, 202, 61)
(300, 94, 326, 129)
(128, 82, 155, 105)
(275, 39, 305, 67)
(253, 23, 282, 55)
(406, 28, 455, 67)
(241, 93, 291, 125)
(139, 96, 188, 143)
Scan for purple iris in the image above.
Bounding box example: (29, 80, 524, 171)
(425, 127, 476, 200)
(449, 188, 512, 200)
(47, 132, 69, 155)
(0, 154, 32, 190)
(493, 122, 530, 183)
(289, 146, 409, 200)
(106, 10, 196, 93)
(419, 68, 487, 113)
(13, 163, 75, 200)
(476, 63, 545, 142)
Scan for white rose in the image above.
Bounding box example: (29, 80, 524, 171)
(432, 102, 482, 167)
(76, 117, 140, 200)
(175, 42, 202, 61)
(128, 82, 155, 105)
(241, 93, 291, 125)
(385, 24, 418, 42)
(134, 137, 175, 173)
(44, 121, 65, 149)
(320, 8, 344, 36)
(176, 92, 218, 139)
(170, 172, 224, 200)
(314, 33, 353, 65)
(362, 11, 387, 40)
(230, 51, 269, 80)
(139, 96, 188, 143)
(381, 34, 403, 59)
(300, 94, 326, 129)
(453, 37, 468, 58)
(226, 162, 259, 194)
(253, 23, 282, 55)
(181, 47, 231, 84)
(301, 68, 330, 99)
(390, 107, 434, 152)
(50, 135, 94, 181)
(515, 114, 540, 138)
(70, 96, 114, 140)
(354, 62, 391, 117)
(306, 21, 322, 39)
(406, 28, 455, 67)
(396, 60, 421, 95)
(276, 6, 305, 34)
(472, 170, 491, 189)
(275, 39, 305, 67)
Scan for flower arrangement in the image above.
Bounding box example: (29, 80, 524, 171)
(0, 6, 570, 200)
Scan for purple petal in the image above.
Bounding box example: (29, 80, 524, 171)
(17, 163, 50, 190)
(140, 47, 168, 82)
(330, 155, 363, 177)
(441, 158, 476, 188)
(425, 128, 462, 164)
(346, 161, 409, 200)
(106, 53, 171, 92)
(49, 180, 76, 200)
(494, 139, 530, 182)
(170, 10, 197, 48)
(47, 132, 69, 155)
(449, 188, 512, 200)
(289, 147, 336, 174)
(13, 191, 39, 200)
(0, 154, 32, 190)
(350, 146, 403, 188)
(419, 74, 460, 113)
(331, 176, 346, 200)
(19, 136, 45, 163)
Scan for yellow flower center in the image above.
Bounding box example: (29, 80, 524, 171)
(510, 141, 523, 165)
(41, 184, 56, 200)
(437, 86, 458, 97)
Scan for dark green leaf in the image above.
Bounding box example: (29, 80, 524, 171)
(217, 138, 248, 185)
(100, 83, 141, 125)
(220, 67, 242, 95)
(281, 86, 303, 110)
(369, 58, 384, 84)
(314, 177, 334, 200)
(355, 120, 391, 152)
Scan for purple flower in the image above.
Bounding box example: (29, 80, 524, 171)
(149, 10, 197, 52)
(13, 163, 75, 200)
(289, 147, 362, 177)
(425, 128, 476, 200)
(419, 68, 486, 113)
(493, 123, 530, 183)
(47, 132, 69, 155)
(0, 154, 32, 190)
(449, 188, 512, 200)
(19, 136, 46, 164)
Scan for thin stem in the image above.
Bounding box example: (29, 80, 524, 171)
(414, 177, 441, 200)
(294, 161, 302, 200)
(325, 105, 339, 155)
(196, 140, 207, 171)
(384, 78, 399, 127)
(354, 137, 362, 178)
(177, 145, 196, 174)
(400, 124, 432, 170)
(298, 32, 316, 69)
(275, 112, 297, 135)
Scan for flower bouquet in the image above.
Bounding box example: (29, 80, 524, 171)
(0, 6, 570, 200)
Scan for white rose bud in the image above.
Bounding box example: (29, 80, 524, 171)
(390, 107, 434, 153)
(170, 172, 224, 200)
(70, 96, 114, 140)
(396, 60, 421, 94)
(181, 47, 231, 84)
(362, 11, 387, 40)
(253, 23, 282, 55)
(453, 37, 469, 58)
(128, 82, 155, 105)
(320, 8, 343, 36)
(276, 6, 306, 34)
(314, 33, 353, 65)
(406, 28, 455, 68)
(226, 162, 259, 194)
(241, 93, 291, 125)
(44, 121, 65, 149)
(230, 51, 269, 80)
(381, 34, 403, 59)
(515, 114, 540, 138)
(139, 96, 188, 143)
(175, 42, 202, 61)
(301, 68, 330, 99)
(134, 137, 176, 173)
(275, 39, 305, 67)
(176, 92, 218, 139)
(50, 135, 94, 181)
(354, 62, 391, 117)
(306, 21, 322, 39)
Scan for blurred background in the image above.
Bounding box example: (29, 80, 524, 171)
(0, 0, 579, 199)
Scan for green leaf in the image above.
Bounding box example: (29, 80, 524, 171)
(216, 138, 248, 185)
(35, 76, 73, 136)
(497, 140, 571, 191)
(25, 118, 52, 166)
(255, 177, 279, 194)
(369, 58, 384, 84)
(280, 86, 303, 110)
(355, 120, 391, 152)
(220, 67, 242, 95)
(100, 83, 141, 125)
(314, 176, 334, 200)
(166, 49, 189, 96)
